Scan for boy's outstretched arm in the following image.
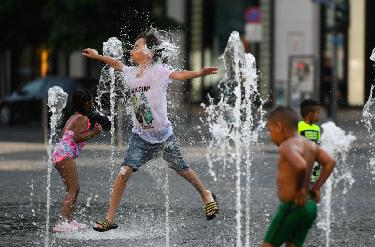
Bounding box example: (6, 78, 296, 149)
(311, 146, 336, 201)
(82, 48, 124, 71)
(170, 67, 218, 81)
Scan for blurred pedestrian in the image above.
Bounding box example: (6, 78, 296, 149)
(298, 99, 321, 183)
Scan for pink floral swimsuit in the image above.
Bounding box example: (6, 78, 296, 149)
(52, 115, 91, 164)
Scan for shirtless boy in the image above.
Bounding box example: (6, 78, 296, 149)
(262, 106, 336, 247)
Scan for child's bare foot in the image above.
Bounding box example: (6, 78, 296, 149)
(69, 220, 87, 230)
(202, 190, 215, 204)
(53, 221, 78, 232)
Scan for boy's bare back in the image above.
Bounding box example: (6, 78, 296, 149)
(277, 134, 335, 206)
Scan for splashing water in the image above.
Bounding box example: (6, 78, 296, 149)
(96, 37, 127, 115)
(146, 27, 181, 66)
(164, 167, 170, 247)
(98, 37, 125, 184)
(141, 158, 170, 245)
(318, 121, 356, 247)
(103, 37, 124, 60)
(45, 86, 68, 246)
(362, 84, 375, 180)
(204, 31, 265, 246)
(362, 84, 375, 130)
(370, 48, 375, 61)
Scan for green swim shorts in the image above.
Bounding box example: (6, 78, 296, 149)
(264, 199, 317, 247)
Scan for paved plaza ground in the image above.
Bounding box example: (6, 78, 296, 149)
(1, 108, 374, 246)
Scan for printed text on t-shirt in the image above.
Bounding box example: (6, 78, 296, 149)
(131, 86, 151, 94)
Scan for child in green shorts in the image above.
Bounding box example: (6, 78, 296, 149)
(263, 106, 336, 247)
(298, 99, 321, 182)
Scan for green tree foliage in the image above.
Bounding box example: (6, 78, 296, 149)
(0, 0, 49, 48)
(0, 0, 179, 51)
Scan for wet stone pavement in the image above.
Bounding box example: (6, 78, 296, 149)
(1, 145, 374, 246)
(1, 114, 375, 247)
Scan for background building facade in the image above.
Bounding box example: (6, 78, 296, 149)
(0, 0, 373, 110)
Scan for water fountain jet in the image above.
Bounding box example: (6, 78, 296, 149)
(204, 31, 264, 246)
(318, 121, 356, 247)
(45, 86, 68, 246)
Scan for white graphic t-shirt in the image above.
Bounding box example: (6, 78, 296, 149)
(122, 63, 173, 143)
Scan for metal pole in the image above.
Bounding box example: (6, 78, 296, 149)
(330, 1, 338, 121)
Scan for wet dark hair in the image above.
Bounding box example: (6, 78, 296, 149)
(136, 31, 162, 63)
(72, 89, 92, 116)
(267, 106, 299, 130)
(300, 99, 319, 118)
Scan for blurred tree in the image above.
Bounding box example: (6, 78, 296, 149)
(0, 0, 179, 51)
(44, 0, 179, 52)
(0, 0, 49, 48)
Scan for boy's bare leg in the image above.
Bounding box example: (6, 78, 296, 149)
(177, 168, 214, 204)
(100, 166, 133, 225)
(55, 158, 79, 221)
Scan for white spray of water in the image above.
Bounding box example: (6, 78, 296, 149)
(100, 37, 124, 184)
(164, 168, 170, 247)
(86, 193, 93, 208)
(146, 27, 182, 67)
(204, 31, 264, 246)
(370, 48, 375, 61)
(103, 37, 124, 60)
(141, 158, 170, 246)
(96, 37, 123, 115)
(109, 66, 116, 173)
(362, 84, 375, 130)
(45, 86, 68, 246)
(54, 227, 164, 241)
(318, 121, 356, 247)
(362, 84, 375, 180)
(28, 179, 37, 226)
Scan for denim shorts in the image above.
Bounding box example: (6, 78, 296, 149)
(122, 133, 189, 172)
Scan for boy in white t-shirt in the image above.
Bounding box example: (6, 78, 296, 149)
(83, 31, 219, 232)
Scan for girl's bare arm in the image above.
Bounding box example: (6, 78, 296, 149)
(72, 116, 102, 143)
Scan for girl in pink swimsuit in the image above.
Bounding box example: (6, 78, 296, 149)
(52, 90, 102, 232)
